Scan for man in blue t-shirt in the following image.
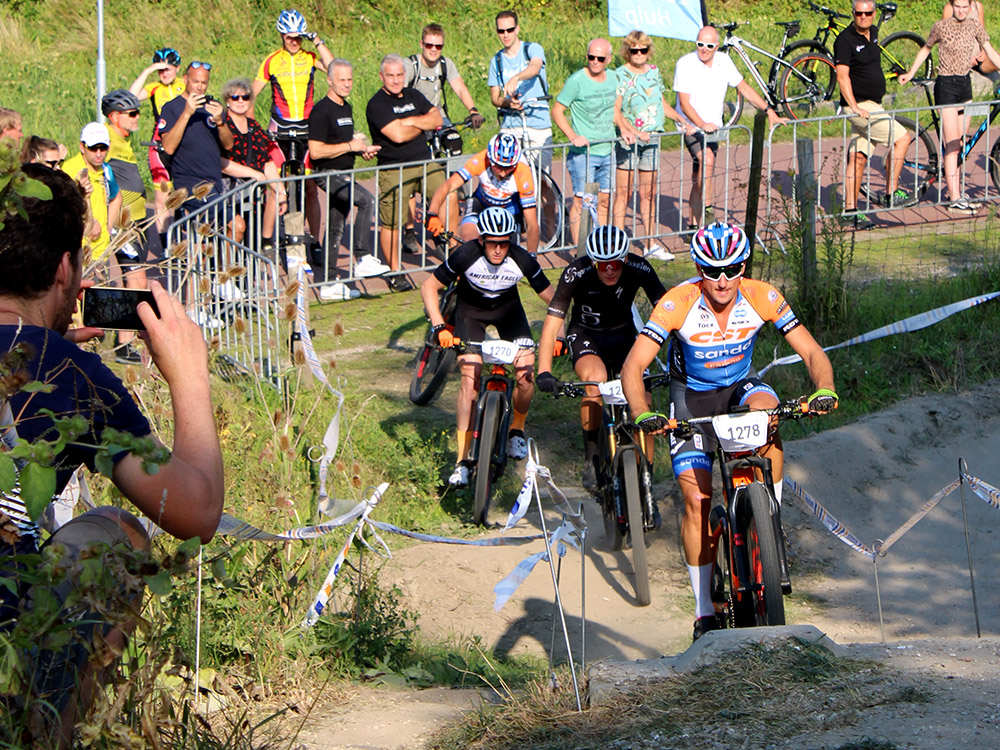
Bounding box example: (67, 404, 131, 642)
(487, 10, 553, 174)
(0, 165, 224, 746)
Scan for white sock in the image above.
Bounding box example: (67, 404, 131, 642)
(774, 478, 783, 506)
(687, 562, 715, 619)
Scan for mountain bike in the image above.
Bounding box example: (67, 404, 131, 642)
(409, 279, 458, 405)
(716, 21, 837, 125)
(461, 338, 536, 526)
(854, 107, 940, 208)
(496, 95, 566, 251)
(273, 126, 317, 256)
(786, 2, 931, 112)
(662, 398, 823, 627)
(554, 375, 667, 606)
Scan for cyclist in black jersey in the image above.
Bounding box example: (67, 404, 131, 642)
(537, 225, 666, 490)
(420, 207, 554, 487)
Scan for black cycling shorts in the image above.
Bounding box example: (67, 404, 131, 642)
(668, 377, 776, 475)
(454, 297, 532, 344)
(935, 74, 973, 106)
(566, 324, 636, 377)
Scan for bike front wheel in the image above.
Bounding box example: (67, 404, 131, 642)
(778, 53, 838, 120)
(881, 31, 931, 112)
(989, 137, 1000, 194)
(745, 482, 785, 626)
(409, 283, 458, 405)
(472, 391, 503, 526)
(622, 456, 651, 606)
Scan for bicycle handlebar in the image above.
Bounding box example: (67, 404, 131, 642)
(497, 95, 552, 118)
(664, 397, 817, 433)
(553, 373, 670, 399)
(807, 1, 850, 20)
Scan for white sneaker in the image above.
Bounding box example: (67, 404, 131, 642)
(448, 463, 469, 487)
(188, 309, 223, 329)
(319, 282, 360, 301)
(213, 279, 244, 302)
(506, 430, 528, 460)
(354, 254, 390, 278)
(644, 245, 675, 262)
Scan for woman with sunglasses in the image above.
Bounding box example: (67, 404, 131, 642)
(621, 221, 837, 641)
(20, 135, 62, 168)
(612, 29, 691, 262)
(536, 224, 666, 491)
(220, 77, 287, 248)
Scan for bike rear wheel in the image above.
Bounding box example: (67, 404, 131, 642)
(622, 456, 651, 606)
(779, 53, 838, 120)
(881, 31, 931, 112)
(745, 482, 785, 626)
(537, 170, 565, 252)
(472, 391, 503, 526)
(858, 116, 938, 208)
(990, 137, 1000, 194)
(723, 84, 744, 129)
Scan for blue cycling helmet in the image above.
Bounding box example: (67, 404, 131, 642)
(586, 225, 630, 263)
(477, 206, 517, 238)
(486, 133, 521, 168)
(276, 9, 308, 34)
(689, 221, 750, 267)
(152, 47, 181, 66)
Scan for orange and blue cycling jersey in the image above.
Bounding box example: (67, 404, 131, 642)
(255, 49, 321, 126)
(143, 79, 186, 123)
(457, 150, 536, 210)
(641, 277, 800, 391)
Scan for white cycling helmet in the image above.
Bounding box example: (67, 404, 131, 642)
(276, 9, 307, 34)
(585, 225, 630, 263)
(477, 206, 517, 238)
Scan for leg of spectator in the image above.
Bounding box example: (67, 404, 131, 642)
(638, 168, 656, 247)
(569, 195, 583, 245)
(885, 126, 912, 195)
(597, 192, 611, 227)
(689, 159, 702, 227)
(612, 167, 632, 231)
(941, 106, 962, 202)
(843, 143, 866, 212)
(701, 147, 716, 222)
(304, 180, 322, 242)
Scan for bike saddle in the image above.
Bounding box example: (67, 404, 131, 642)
(878, 2, 897, 20)
(775, 21, 801, 37)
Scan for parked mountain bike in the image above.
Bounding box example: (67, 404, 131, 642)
(787, 2, 931, 112)
(853, 105, 940, 208)
(409, 279, 458, 405)
(661, 398, 824, 627)
(497, 96, 566, 251)
(716, 21, 838, 125)
(553, 374, 666, 606)
(458, 338, 536, 526)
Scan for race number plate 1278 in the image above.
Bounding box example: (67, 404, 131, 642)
(712, 411, 769, 452)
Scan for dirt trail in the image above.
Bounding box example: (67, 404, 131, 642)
(297, 382, 1000, 749)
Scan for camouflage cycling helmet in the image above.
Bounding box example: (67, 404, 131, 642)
(276, 9, 308, 34)
(689, 221, 750, 267)
(585, 225, 630, 263)
(101, 89, 142, 116)
(486, 133, 520, 168)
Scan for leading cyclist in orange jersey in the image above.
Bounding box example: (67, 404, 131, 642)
(253, 9, 334, 238)
(621, 221, 837, 641)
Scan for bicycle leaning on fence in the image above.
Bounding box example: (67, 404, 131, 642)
(656, 398, 827, 627)
(552, 374, 665, 606)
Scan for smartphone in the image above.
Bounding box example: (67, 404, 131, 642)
(82, 287, 158, 331)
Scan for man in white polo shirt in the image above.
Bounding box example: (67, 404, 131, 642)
(673, 26, 785, 229)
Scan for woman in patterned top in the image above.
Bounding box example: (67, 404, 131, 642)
(612, 29, 692, 261)
(900, 0, 1000, 213)
(221, 77, 287, 245)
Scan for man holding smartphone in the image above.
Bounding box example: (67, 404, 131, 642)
(0, 165, 224, 747)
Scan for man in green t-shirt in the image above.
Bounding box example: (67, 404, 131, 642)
(552, 38, 617, 244)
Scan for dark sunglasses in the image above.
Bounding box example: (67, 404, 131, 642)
(630, 46, 650, 55)
(284, 35, 302, 41)
(854, 9, 875, 16)
(189, 60, 212, 70)
(484, 239, 511, 247)
(423, 42, 443, 50)
(587, 54, 607, 62)
(496, 26, 516, 34)
(229, 94, 251, 101)
(696, 41, 718, 49)
(44, 159, 62, 168)
(121, 109, 140, 117)
(86, 144, 109, 152)
(700, 262, 744, 281)
(153, 48, 181, 65)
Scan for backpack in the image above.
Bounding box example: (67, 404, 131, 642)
(493, 41, 549, 98)
(407, 54, 450, 121)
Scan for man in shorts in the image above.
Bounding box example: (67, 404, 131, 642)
(552, 38, 618, 245)
(673, 26, 786, 229)
(366, 54, 446, 290)
(0, 164, 223, 747)
(419, 207, 554, 487)
(621, 221, 837, 641)
(536, 225, 666, 491)
(835, 0, 914, 228)
(424, 133, 539, 253)
(488, 10, 553, 173)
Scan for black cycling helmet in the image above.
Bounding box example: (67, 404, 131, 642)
(101, 89, 142, 116)
(152, 47, 182, 66)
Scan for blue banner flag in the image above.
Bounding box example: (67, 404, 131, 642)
(608, 0, 705, 42)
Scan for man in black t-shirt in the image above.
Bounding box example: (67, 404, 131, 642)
(833, 0, 913, 227)
(308, 59, 390, 288)
(536, 225, 666, 490)
(366, 54, 447, 289)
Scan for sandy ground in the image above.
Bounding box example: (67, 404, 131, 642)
(296, 382, 1000, 749)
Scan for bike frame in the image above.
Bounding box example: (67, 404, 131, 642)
(722, 33, 824, 109)
(599, 401, 655, 535)
(806, 2, 909, 76)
